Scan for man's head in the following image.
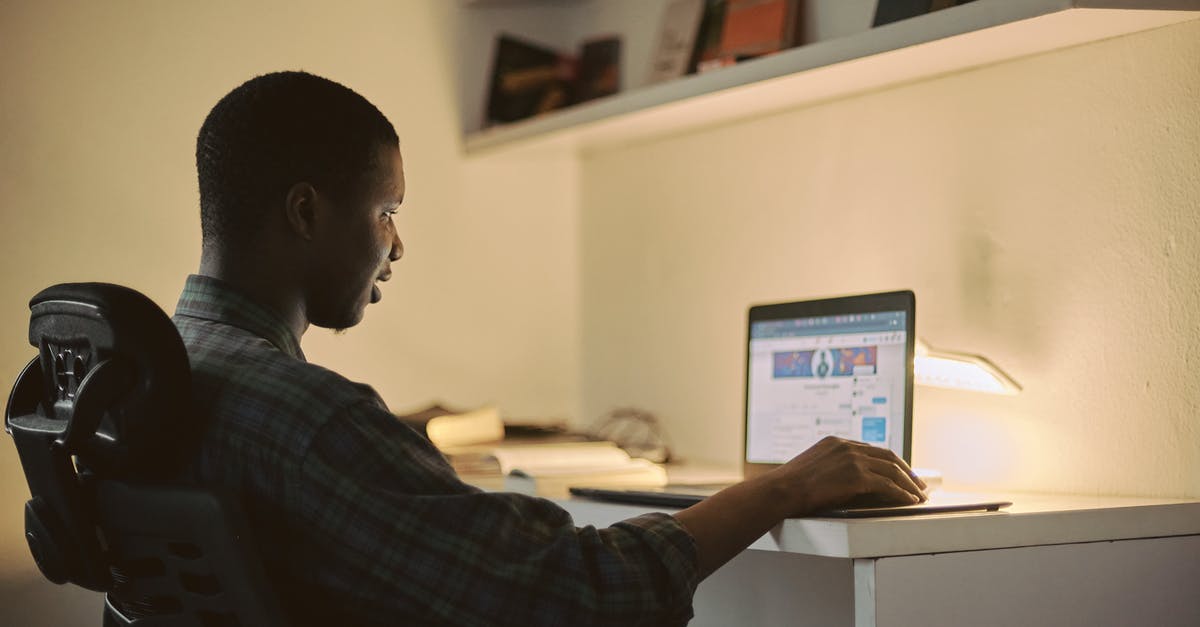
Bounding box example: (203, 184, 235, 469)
(197, 71, 404, 330)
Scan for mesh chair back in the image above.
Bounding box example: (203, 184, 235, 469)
(97, 481, 284, 627)
(6, 283, 285, 626)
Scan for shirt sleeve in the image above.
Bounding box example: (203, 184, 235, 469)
(289, 397, 700, 627)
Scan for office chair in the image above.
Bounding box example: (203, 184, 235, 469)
(5, 283, 287, 627)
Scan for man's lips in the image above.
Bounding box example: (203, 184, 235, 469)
(371, 269, 391, 304)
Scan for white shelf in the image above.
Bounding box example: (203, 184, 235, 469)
(463, 0, 1200, 155)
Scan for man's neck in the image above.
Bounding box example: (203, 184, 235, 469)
(198, 249, 310, 341)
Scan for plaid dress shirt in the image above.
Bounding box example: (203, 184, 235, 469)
(172, 275, 699, 626)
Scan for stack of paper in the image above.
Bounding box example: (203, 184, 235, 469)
(495, 442, 667, 498)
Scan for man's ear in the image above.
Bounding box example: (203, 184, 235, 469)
(284, 182, 319, 241)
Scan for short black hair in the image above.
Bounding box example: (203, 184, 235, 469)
(196, 71, 399, 249)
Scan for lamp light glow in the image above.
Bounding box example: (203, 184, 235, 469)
(915, 339, 1021, 395)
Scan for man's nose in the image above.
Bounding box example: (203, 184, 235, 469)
(390, 231, 404, 261)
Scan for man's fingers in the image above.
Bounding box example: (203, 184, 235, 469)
(845, 441, 926, 490)
(866, 478, 923, 505)
(790, 437, 928, 513)
(863, 457, 927, 502)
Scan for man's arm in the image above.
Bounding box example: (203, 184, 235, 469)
(294, 398, 701, 626)
(674, 436, 927, 578)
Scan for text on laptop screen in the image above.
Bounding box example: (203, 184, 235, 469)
(746, 311, 908, 463)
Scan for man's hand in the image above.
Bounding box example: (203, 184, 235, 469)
(674, 436, 927, 579)
(765, 436, 927, 517)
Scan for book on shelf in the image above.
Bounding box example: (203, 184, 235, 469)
(718, 0, 805, 65)
(689, 0, 730, 74)
(692, 0, 806, 74)
(873, 0, 978, 28)
(484, 33, 622, 128)
(646, 0, 706, 85)
(486, 34, 575, 126)
(575, 36, 622, 103)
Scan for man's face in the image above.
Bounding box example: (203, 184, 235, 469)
(304, 144, 405, 330)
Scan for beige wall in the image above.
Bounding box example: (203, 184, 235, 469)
(0, 1, 579, 622)
(1, 1, 1197, 624)
(580, 18, 1200, 497)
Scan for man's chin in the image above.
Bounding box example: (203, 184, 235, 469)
(308, 291, 374, 331)
(311, 308, 366, 332)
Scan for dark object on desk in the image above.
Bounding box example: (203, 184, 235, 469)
(503, 421, 572, 438)
(589, 407, 672, 463)
(873, 0, 979, 28)
(486, 34, 574, 126)
(5, 283, 286, 626)
(570, 485, 728, 509)
(569, 486, 1012, 518)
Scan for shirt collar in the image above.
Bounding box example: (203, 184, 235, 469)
(174, 274, 305, 361)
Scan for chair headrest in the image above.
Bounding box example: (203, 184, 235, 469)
(24, 282, 200, 478)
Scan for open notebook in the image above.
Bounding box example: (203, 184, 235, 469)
(569, 290, 1010, 517)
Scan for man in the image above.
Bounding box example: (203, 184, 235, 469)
(176, 71, 926, 626)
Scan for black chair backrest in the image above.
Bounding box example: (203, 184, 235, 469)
(6, 283, 286, 626)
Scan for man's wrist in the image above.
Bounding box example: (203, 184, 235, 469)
(754, 468, 807, 520)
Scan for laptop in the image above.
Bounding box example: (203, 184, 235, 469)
(569, 290, 1011, 518)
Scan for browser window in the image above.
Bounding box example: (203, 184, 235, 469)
(745, 311, 908, 463)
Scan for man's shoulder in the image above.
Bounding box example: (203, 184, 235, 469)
(176, 315, 383, 438)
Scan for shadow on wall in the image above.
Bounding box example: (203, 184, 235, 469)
(0, 571, 102, 625)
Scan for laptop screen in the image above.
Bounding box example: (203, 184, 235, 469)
(743, 292, 914, 469)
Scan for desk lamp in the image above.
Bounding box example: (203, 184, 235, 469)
(914, 338, 1021, 395)
(911, 338, 1020, 491)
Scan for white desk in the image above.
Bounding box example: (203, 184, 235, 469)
(557, 493, 1200, 627)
